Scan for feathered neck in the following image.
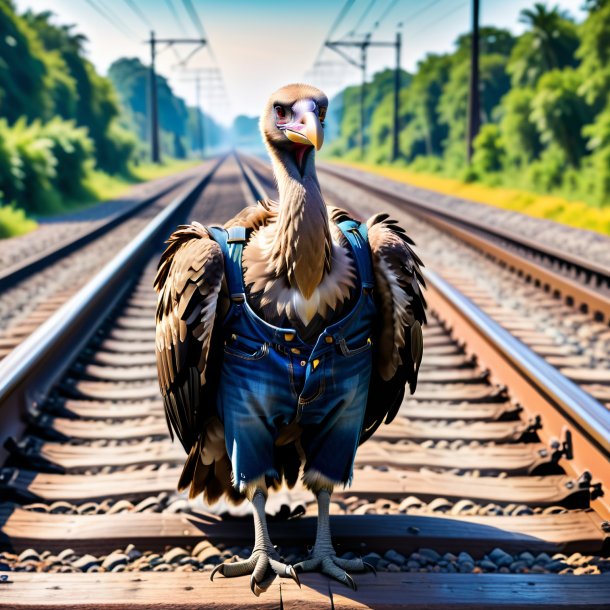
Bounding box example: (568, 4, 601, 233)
(266, 145, 331, 299)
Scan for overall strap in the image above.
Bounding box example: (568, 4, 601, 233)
(338, 220, 374, 289)
(206, 226, 247, 298)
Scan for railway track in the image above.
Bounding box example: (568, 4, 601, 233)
(0, 153, 609, 608)
(0, 163, 213, 360)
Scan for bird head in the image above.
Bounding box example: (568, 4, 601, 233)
(260, 83, 328, 175)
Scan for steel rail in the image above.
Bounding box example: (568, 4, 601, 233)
(308, 162, 610, 322)
(318, 162, 610, 284)
(0, 156, 225, 462)
(0, 173, 195, 292)
(238, 151, 610, 519)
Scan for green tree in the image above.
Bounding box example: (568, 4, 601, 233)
(577, 0, 610, 109)
(508, 3, 579, 88)
(530, 68, 589, 166)
(498, 88, 542, 166)
(0, 1, 54, 122)
(400, 53, 451, 158)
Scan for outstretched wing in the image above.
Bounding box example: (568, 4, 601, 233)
(154, 222, 239, 502)
(360, 213, 427, 444)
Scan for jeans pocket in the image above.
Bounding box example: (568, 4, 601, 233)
(338, 337, 372, 357)
(224, 336, 269, 361)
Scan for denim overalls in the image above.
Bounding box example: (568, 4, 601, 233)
(207, 221, 377, 486)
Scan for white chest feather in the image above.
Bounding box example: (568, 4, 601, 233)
(292, 289, 322, 326)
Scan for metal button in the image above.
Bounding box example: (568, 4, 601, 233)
(325, 336, 334, 344)
(291, 347, 301, 355)
(300, 360, 306, 367)
(284, 333, 295, 341)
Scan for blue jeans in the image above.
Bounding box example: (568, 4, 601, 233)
(209, 221, 376, 487)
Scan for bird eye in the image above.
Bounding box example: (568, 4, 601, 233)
(275, 105, 286, 121)
(318, 107, 327, 123)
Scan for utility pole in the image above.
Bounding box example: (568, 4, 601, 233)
(146, 32, 206, 163)
(467, 0, 480, 164)
(326, 33, 400, 158)
(392, 31, 402, 162)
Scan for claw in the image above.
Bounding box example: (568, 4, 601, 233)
(287, 565, 301, 588)
(343, 573, 357, 591)
(250, 574, 261, 597)
(210, 563, 224, 582)
(363, 561, 377, 576)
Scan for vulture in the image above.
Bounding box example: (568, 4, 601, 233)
(154, 83, 426, 595)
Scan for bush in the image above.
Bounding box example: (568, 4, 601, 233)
(96, 120, 138, 175)
(0, 117, 98, 215)
(472, 124, 505, 176)
(40, 118, 94, 198)
(526, 145, 568, 192)
(0, 118, 22, 203)
(7, 118, 59, 214)
(0, 201, 37, 238)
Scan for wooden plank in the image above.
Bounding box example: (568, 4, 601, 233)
(1, 506, 606, 555)
(88, 350, 156, 367)
(10, 437, 551, 475)
(399, 400, 520, 421)
(377, 418, 533, 442)
(0, 467, 588, 507)
(31, 415, 168, 441)
(415, 369, 486, 384)
(420, 354, 475, 369)
(46, 398, 162, 420)
(77, 364, 157, 382)
(45, 397, 519, 423)
(410, 384, 507, 403)
(34, 413, 532, 443)
(62, 380, 160, 401)
(2, 572, 609, 609)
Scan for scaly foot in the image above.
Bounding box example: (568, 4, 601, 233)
(211, 546, 300, 596)
(294, 552, 375, 590)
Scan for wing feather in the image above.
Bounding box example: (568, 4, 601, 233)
(360, 213, 427, 443)
(155, 221, 247, 504)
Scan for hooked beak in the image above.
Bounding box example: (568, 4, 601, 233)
(284, 111, 324, 151)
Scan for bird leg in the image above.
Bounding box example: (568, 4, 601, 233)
(294, 488, 375, 590)
(210, 486, 300, 596)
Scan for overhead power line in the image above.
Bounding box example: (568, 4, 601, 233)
(347, 0, 376, 37)
(84, 0, 139, 41)
(165, 0, 189, 36)
(372, 0, 400, 32)
(123, 0, 153, 30)
(312, 0, 357, 65)
(182, 0, 206, 39)
(408, 1, 468, 42)
(402, 0, 445, 29)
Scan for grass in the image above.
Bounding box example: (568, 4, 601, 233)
(331, 159, 610, 237)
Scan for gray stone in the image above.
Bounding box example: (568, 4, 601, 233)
(101, 553, 128, 571)
(457, 552, 474, 565)
(384, 550, 406, 565)
(419, 548, 441, 562)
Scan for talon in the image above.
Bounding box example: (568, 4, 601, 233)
(344, 573, 357, 591)
(210, 563, 224, 581)
(250, 574, 261, 597)
(363, 561, 377, 576)
(287, 565, 301, 587)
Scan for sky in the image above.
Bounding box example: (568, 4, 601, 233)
(14, 0, 587, 125)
